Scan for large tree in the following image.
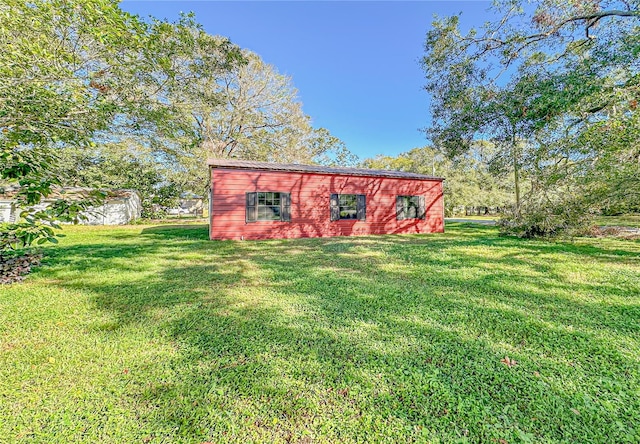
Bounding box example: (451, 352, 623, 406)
(422, 0, 640, 234)
(0, 1, 243, 251)
(126, 15, 244, 191)
(139, 46, 357, 191)
(197, 51, 309, 161)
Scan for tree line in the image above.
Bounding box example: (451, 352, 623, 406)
(361, 143, 514, 217)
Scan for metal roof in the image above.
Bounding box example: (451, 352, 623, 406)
(0, 186, 139, 200)
(207, 159, 444, 181)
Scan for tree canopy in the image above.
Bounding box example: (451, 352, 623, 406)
(421, 0, 640, 235)
(1, 0, 151, 251)
(138, 48, 357, 191)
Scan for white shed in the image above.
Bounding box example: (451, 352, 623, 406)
(0, 187, 142, 225)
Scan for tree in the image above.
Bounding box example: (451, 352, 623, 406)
(422, 17, 551, 214)
(0, 0, 149, 251)
(56, 142, 181, 217)
(421, 0, 640, 235)
(198, 51, 309, 161)
(0, 1, 246, 252)
(142, 47, 357, 190)
(0, 0, 264, 254)
(126, 15, 245, 191)
(307, 127, 359, 167)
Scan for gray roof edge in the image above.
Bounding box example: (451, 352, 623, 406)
(0, 186, 140, 200)
(207, 159, 445, 181)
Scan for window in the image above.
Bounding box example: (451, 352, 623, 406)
(397, 195, 425, 220)
(338, 194, 357, 219)
(330, 194, 366, 221)
(246, 192, 291, 222)
(257, 192, 281, 220)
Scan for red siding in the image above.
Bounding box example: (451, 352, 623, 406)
(210, 168, 444, 240)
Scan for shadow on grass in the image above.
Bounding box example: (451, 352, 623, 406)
(140, 224, 211, 241)
(40, 224, 640, 442)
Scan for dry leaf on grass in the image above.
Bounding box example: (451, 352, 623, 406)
(500, 356, 517, 367)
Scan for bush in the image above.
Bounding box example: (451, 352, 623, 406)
(499, 197, 596, 238)
(0, 250, 43, 284)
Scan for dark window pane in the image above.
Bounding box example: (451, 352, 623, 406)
(398, 195, 421, 219)
(332, 194, 360, 220)
(339, 194, 355, 206)
(338, 194, 358, 219)
(255, 192, 285, 221)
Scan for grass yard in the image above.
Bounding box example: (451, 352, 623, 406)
(445, 215, 498, 221)
(1, 223, 639, 443)
(595, 214, 640, 228)
(447, 214, 640, 229)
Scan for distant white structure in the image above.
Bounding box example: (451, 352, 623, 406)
(0, 187, 142, 225)
(167, 192, 204, 217)
(81, 190, 142, 225)
(0, 200, 15, 223)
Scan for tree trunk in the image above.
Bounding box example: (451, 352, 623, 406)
(514, 160, 521, 213)
(512, 129, 521, 215)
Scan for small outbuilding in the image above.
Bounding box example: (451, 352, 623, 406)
(0, 187, 141, 225)
(167, 192, 205, 217)
(208, 159, 444, 240)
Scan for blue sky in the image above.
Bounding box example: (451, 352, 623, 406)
(121, 1, 493, 160)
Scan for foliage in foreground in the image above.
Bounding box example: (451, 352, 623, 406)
(0, 0, 166, 251)
(0, 224, 638, 442)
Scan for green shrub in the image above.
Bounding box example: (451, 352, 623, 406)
(499, 197, 596, 238)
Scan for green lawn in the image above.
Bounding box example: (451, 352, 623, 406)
(447, 214, 640, 228)
(446, 215, 498, 221)
(1, 224, 638, 443)
(596, 214, 640, 228)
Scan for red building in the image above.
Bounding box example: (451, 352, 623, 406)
(208, 159, 444, 240)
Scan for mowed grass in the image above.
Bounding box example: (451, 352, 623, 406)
(1, 223, 639, 443)
(596, 214, 640, 228)
(445, 215, 497, 221)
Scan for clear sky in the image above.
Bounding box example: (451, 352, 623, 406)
(121, 1, 493, 160)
